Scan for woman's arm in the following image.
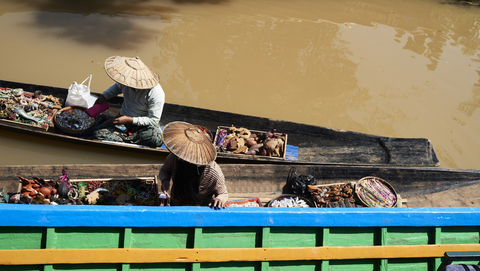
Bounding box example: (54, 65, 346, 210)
(159, 154, 174, 192)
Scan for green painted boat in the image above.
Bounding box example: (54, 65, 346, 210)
(2, 164, 480, 270)
(1, 205, 480, 270)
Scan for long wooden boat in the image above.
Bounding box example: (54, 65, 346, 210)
(1, 163, 479, 203)
(0, 79, 440, 167)
(1, 205, 480, 270)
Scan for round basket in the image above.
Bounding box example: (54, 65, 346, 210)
(196, 125, 213, 142)
(266, 194, 315, 208)
(355, 176, 397, 207)
(54, 107, 96, 134)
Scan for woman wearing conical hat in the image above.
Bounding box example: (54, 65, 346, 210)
(93, 56, 165, 148)
(159, 121, 228, 209)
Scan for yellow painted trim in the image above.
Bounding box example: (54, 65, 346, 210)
(2, 244, 480, 265)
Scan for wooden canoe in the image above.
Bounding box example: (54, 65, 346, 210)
(1, 163, 478, 203)
(0, 79, 440, 166)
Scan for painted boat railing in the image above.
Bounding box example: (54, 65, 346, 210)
(1, 205, 480, 270)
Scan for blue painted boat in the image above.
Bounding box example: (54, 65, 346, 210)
(1, 205, 480, 270)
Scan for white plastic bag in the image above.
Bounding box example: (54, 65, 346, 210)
(66, 74, 92, 108)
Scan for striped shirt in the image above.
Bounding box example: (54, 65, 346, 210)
(159, 153, 228, 206)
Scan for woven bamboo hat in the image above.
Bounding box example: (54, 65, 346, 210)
(162, 121, 217, 166)
(104, 56, 159, 89)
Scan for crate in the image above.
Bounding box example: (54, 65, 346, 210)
(213, 126, 288, 160)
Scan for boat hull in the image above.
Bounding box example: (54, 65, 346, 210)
(0, 205, 479, 270)
(1, 163, 479, 203)
(0, 79, 440, 167)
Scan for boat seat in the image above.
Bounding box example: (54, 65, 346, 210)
(443, 251, 480, 271)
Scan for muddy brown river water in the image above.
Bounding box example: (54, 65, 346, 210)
(0, 0, 480, 170)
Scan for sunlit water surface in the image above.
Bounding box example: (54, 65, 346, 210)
(0, 0, 479, 169)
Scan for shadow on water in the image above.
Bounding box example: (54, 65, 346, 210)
(2, 0, 230, 49)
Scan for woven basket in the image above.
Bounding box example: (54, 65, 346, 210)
(196, 125, 213, 142)
(266, 194, 315, 208)
(355, 176, 397, 208)
(54, 107, 96, 134)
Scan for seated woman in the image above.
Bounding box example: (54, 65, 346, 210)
(159, 121, 228, 208)
(93, 56, 165, 148)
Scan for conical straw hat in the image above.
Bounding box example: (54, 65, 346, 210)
(162, 121, 217, 166)
(104, 56, 159, 89)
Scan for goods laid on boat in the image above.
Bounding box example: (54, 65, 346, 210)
(355, 176, 397, 207)
(280, 167, 398, 208)
(308, 183, 358, 207)
(214, 126, 288, 159)
(0, 87, 60, 131)
(54, 107, 96, 133)
(78, 179, 158, 206)
(226, 197, 262, 207)
(266, 194, 315, 208)
(7, 171, 158, 206)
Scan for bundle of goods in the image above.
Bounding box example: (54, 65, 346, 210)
(9, 173, 74, 205)
(54, 107, 96, 133)
(308, 183, 357, 208)
(225, 197, 262, 207)
(0, 87, 61, 131)
(214, 126, 287, 158)
(283, 167, 316, 195)
(8, 171, 158, 206)
(266, 194, 315, 208)
(78, 178, 158, 206)
(355, 177, 397, 207)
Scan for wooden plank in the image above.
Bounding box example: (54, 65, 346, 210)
(4, 204, 480, 228)
(2, 244, 480, 265)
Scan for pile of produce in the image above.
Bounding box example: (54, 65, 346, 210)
(0, 87, 61, 129)
(308, 183, 357, 207)
(215, 126, 286, 158)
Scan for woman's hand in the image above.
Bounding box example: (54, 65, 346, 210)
(209, 198, 226, 209)
(110, 115, 133, 125)
(161, 180, 170, 192)
(95, 95, 105, 105)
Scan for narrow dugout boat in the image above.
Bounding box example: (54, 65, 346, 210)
(1, 163, 479, 204)
(0, 79, 439, 167)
